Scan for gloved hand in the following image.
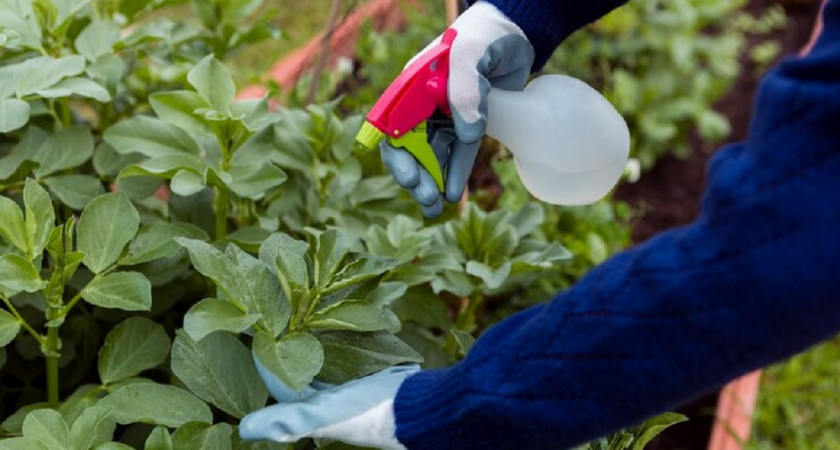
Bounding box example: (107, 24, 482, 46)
(381, 0, 535, 217)
(239, 358, 421, 449)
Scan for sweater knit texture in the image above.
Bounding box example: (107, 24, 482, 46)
(468, 0, 630, 69)
(394, 1, 840, 449)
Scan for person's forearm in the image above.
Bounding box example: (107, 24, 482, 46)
(394, 2, 840, 449)
(470, 0, 631, 69)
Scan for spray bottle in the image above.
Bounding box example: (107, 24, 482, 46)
(355, 29, 630, 205)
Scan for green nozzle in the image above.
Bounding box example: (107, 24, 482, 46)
(356, 121, 386, 150)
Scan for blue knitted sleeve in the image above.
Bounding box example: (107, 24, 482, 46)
(394, 2, 840, 449)
(469, 0, 630, 69)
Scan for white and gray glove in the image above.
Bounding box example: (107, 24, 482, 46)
(381, 1, 535, 217)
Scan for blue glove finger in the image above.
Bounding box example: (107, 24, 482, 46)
(240, 401, 330, 442)
(409, 167, 441, 207)
(444, 138, 481, 204)
(428, 122, 456, 169)
(254, 355, 318, 403)
(420, 196, 444, 218)
(254, 354, 334, 403)
(240, 365, 421, 444)
(381, 143, 420, 189)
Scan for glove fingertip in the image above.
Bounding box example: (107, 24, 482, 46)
(381, 145, 421, 188)
(421, 197, 444, 218)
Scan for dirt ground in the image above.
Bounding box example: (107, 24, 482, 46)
(612, 1, 823, 448)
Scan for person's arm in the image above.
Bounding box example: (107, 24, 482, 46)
(473, 0, 630, 69)
(394, 2, 840, 448)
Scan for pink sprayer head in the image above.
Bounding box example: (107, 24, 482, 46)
(355, 29, 457, 150)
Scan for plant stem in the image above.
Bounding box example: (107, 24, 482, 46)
(444, 292, 485, 356)
(58, 265, 116, 317)
(214, 186, 229, 240)
(0, 294, 45, 346)
(456, 292, 484, 331)
(45, 324, 60, 405)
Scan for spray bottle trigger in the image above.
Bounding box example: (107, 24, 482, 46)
(386, 121, 445, 192)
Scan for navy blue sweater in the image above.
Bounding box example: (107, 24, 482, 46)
(394, 1, 840, 449)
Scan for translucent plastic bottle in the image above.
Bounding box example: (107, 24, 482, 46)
(485, 74, 630, 205)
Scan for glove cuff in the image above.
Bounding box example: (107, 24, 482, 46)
(392, 365, 471, 449)
(468, 0, 628, 70)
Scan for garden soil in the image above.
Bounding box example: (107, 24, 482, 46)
(610, 1, 823, 449)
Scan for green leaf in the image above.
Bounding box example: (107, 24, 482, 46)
(170, 169, 205, 196)
(322, 253, 397, 295)
(226, 227, 271, 253)
(0, 404, 51, 436)
(0, 127, 47, 180)
(170, 422, 232, 450)
(81, 271, 151, 311)
(22, 409, 70, 450)
(36, 77, 110, 102)
(252, 331, 323, 392)
(176, 238, 289, 336)
(0, 437, 48, 450)
(43, 175, 105, 210)
(0, 98, 30, 133)
(230, 127, 276, 166)
(187, 55, 236, 112)
(465, 260, 511, 290)
(75, 20, 120, 61)
(225, 163, 287, 199)
(98, 317, 171, 385)
(392, 286, 451, 331)
(85, 55, 124, 95)
(0, 309, 21, 347)
(149, 91, 211, 135)
(32, 125, 94, 178)
(367, 282, 408, 308)
(0, 254, 46, 296)
(171, 330, 267, 418)
(258, 232, 310, 299)
(103, 116, 200, 158)
(118, 154, 205, 180)
(15, 55, 85, 97)
(121, 222, 207, 266)
(69, 406, 113, 450)
(430, 270, 474, 297)
(144, 426, 173, 450)
(96, 383, 212, 428)
(92, 143, 142, 178)
(0, 196, 27, 253)
(183, 298, 260, 342)
(317, 331, 423, 384)
(509, 203, 544, 238)
(23, 179, 55, 257)
(307, 300, 399, 333)
(449, 329, 475, 357)
(630, 412, 689, 450)
(314, 229, 351, 289)
(77, 192, 140, 274)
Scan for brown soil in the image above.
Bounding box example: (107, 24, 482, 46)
(613, 1, 823, 449)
